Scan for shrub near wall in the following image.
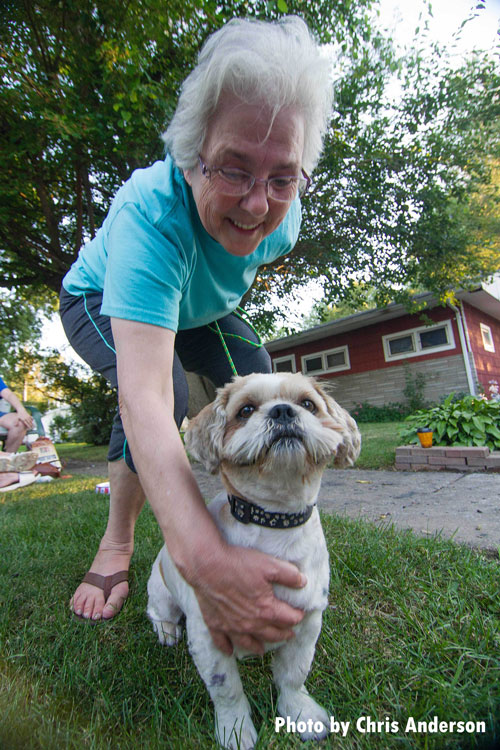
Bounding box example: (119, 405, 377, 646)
(351, 402, 411, 423)
(400, 394, 500, 450)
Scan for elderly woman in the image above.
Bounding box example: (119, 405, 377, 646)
(60, 16, 332, 654)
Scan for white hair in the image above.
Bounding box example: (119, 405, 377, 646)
(162, 16, 333, 174)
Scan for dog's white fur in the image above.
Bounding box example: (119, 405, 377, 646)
(147, 373, 361, 749)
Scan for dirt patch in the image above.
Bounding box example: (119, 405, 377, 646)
(63, 459, 108, 477)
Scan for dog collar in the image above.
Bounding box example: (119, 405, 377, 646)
(228, 494, 314, 528)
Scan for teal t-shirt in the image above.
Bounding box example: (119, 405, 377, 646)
(62, 156, 301, 332)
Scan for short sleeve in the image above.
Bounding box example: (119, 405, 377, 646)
(101, 202, 190, 331)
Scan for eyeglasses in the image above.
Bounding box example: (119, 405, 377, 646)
(198, 156, 311, 202)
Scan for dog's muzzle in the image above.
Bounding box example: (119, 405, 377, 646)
(266, 403, 305, 449)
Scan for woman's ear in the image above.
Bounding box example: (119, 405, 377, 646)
(183, 169, 193, 186)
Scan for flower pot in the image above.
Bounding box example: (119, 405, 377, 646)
(417, 428, 433, 448)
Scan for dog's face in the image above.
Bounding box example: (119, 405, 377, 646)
(185, 373, 361, 482)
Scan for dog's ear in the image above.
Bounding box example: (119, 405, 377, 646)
(184, 387, 230, 474)
(313, 381, 362, 468)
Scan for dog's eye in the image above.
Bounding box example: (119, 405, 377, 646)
(238, 404, 256, 419)
(301, 399, 317, 413)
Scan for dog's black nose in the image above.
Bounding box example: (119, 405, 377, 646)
(268, 403, 297, 424)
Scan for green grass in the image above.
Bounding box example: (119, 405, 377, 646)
(1, 476, 499, 749)
(327, 421, 403, 471)
(355, 421, 404, 470)
(55, 442, 109, 464)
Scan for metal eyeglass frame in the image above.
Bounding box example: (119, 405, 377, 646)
(197, 155, 311, 201)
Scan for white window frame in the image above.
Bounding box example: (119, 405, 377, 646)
(272, 355, 296, 373)
(301, 346, 350, 375)
(480, 323, 495, 353)
(382, 320, 455, 362)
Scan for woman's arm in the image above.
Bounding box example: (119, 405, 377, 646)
(111, 317, 306, 655)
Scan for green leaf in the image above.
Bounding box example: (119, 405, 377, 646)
(472, 416, 486, 433)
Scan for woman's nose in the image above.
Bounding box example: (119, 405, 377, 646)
(239, 182, 269, 216)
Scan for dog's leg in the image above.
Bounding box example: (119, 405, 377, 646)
(272, 610, 330, 741)
(186, 617, 258, 750)
(147, 554, 184, 646)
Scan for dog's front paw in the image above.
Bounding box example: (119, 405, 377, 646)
(278, 688, 330, 741)
(150, 618, 183, 646)
(215, 707, 257, 750)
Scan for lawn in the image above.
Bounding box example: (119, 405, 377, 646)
(55, 441, 109, 464)
(351, 421, 403, 470)
(0, 475, 499, 749)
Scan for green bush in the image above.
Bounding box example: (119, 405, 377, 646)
(400, 393, 500, 450)
(350, 401, 411, 423)
(69, 374, 117, 446)
(403, 365, 428, 412)
(49, 413, 74, 442)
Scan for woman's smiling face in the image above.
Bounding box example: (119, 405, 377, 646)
(184, 95, 305, 257)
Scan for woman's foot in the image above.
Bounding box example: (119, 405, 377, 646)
(71, 459, 146, 621)
(71, 546, 132, 621)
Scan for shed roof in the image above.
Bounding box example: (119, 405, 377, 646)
(267, 284, 500, 353)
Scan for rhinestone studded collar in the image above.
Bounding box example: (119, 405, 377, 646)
(228, 493, 314, 529)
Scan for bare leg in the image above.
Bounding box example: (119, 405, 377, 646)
(70, 459, 146, 620)
(0, 414, 27, 453)
(0, 472, 21, 488)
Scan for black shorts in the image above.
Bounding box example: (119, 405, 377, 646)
(59, 287, 271, 472)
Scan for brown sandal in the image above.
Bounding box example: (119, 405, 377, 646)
(73, 570, 129, 623)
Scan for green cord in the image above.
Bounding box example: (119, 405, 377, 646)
(208, 307, 263, 377)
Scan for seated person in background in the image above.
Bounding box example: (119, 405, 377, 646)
(0, 376, 34, 453)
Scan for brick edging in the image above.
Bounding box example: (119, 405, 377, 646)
(395, 445, 500, 472)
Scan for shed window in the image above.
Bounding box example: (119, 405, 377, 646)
(420, 327, 448, 349)
(383, 321, 455, 362)
(388, 335, 414, 356)
(480, 324, 495, 353)
(272, 355, 296, 373)
(301, 346, 350, 375)
(304, 356, 323, 373)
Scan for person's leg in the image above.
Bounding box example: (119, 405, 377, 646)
(71, 358, 188, 621)
(60, 289, 189, 620)
(0, 413, 27, 453)
(71, 459, 145, 620)
(0, 471, 22, 488)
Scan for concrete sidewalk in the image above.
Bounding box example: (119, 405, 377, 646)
(192, 466, 500, 554)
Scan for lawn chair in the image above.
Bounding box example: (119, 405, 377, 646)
(0, 397, 46, 450)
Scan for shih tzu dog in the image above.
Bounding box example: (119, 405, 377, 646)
(147, 372, 361, 750)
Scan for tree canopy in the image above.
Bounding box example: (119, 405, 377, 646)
(1, 0, 499, 339)
(250, 23, 500, 332)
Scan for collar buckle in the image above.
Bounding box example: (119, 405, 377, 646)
(229, 494, 252, 524)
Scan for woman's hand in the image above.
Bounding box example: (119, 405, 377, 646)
(184, 542, 307, 655)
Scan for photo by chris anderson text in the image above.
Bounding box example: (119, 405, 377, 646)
(275, 715, 487, 737)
